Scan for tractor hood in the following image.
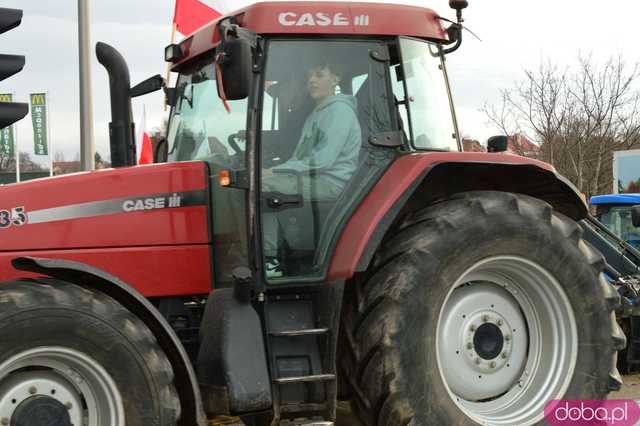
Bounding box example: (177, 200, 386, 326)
(0, 161, 210, 251)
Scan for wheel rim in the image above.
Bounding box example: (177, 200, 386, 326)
(0, 346, 125, 426)
(436, 256, 578, 426)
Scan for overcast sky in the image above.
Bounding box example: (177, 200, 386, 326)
(0, 0, 638, 165)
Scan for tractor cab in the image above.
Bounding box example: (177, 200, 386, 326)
(164, 2, 460, 286)
(592, 193, 640, 249)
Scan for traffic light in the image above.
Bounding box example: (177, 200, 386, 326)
(0, 8, 27, 129)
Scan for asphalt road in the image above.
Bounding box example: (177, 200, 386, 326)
(335, 375, 640, 425)
(210, 376, 640, 425)
(610, 373, 640, 400)
(336, 401, 361, 426)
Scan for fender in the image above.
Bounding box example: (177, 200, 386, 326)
(328, 152, 588, 281)
(11, 256, 207, 426)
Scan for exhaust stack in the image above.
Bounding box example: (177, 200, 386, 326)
(95, 42, 135, 167)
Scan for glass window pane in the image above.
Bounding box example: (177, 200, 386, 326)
(599, 206, 640, 249)
(260, 40, 395, 282)
(165, 58, 250, 286)
(167, 60, 248, 169)
(398, 38, 458, 151)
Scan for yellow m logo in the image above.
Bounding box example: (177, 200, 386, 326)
(30, 94, 45, 105)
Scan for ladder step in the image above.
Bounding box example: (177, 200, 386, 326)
(270, 328, 329, 337)
(280, 419, 333, 426)
(274, 374, 336, 384)
(281, 402, 327, 414)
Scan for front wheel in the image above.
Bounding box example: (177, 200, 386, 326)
(340, 191, 624, 425)
(0, 278, 180, 425)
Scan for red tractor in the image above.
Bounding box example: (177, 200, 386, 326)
(0, 1, 624, 425)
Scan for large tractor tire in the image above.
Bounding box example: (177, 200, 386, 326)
(340, 191, 624, 425)
(0, 278, 180, 425)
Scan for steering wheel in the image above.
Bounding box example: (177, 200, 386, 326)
(227, 131, 245, 155)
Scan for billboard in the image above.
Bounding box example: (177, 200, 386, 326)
(613, 149, 640, 193)
(29, 93, 48, 155)
(0, 93, 15, 155)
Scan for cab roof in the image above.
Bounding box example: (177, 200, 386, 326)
(591, 194, 640, 205)
(173, 1, 449, 68)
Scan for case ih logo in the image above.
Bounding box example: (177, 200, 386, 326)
(278, 12, 370, 27)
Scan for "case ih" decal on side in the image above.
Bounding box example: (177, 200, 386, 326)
(122, 193, 182, 212)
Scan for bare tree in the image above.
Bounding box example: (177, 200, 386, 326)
(483, 54, 640, 198)
(0, 152, 45, 172)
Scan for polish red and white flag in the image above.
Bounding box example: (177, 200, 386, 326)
(173, 0, 228, 36)
(137, 106, 153, 165)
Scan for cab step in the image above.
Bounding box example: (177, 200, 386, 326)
(274, 374, 336, 384)
(269, 328, 329, 337)
(280, 419, 334, 426)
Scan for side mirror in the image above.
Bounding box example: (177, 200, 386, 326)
(164, 87, 177, 107)
(217, 38, 252, 100)
(153, 136, 168, 163)
(130, 74, 164, 98)
(632, 205, 640, 227)
(487, 135, 508, 153)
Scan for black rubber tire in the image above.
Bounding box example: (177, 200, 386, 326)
(339, 191, 625, 425)
(0, 278, 180, 425)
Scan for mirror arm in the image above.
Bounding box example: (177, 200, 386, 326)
(443, 24, 462, 55)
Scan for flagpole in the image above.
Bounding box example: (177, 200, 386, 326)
(14, 123, 19, 183)
(46, 91, 52, 177)
(78, 0, 95, 171)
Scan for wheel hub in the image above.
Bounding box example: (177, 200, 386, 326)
(474, 322, 504, 360)
(438, 282, 528, 400)
(462, 309, 517, 375)
(11, 395, 72, 426)
(0, 371, 82, 426)
(0, 348, 125, 426)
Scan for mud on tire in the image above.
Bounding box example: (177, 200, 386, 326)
(339, 191, 624, 426)
(0, 278, 180, 425)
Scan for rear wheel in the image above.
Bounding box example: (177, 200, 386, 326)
(0, 278, 180, 425)
(340, 191, 624, 425)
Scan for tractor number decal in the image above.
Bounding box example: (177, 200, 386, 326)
(24, 190, 206, 225)
(0, 206, 27, 228)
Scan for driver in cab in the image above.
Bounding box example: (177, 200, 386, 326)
(262, 58, 362, 277)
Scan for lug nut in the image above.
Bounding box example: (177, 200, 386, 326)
(2, 417, 9, 425)
(475, 358, 481, 365)
(482, 315, 489, 322)
(28, 386, 37, 395)
(497, 319, 503, 326)
(65, 402, 73, 410)
(501, 352, 507, 359)
(466, 342, 472, 350)
(504, 334, 511, 342)
(470, 324, 476, 332)
(490, 361, 496, 368)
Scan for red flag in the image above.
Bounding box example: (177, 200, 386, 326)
(137, 107, 153, 165)
(139, 131, 153, 165)
(173, 0, 221, 36)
